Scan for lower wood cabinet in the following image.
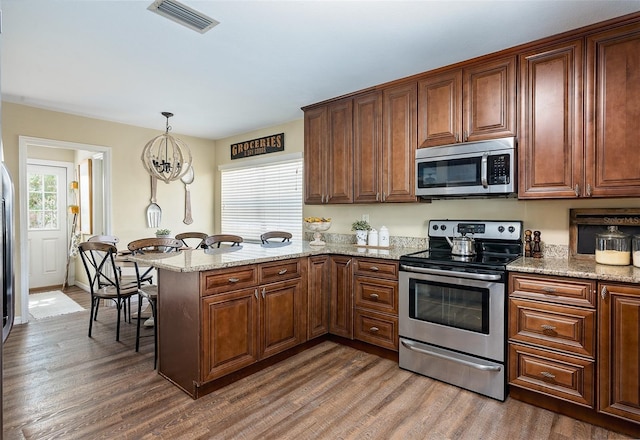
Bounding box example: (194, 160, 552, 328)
(598, 282, 640, 423)
(353, 258, 399, 351)
(308, 255, 330, 339)
(202, 287, 258, 382)
(508, 273, 596, 407)
(509, 273, 640, 434)
(329, 255, 353, 338)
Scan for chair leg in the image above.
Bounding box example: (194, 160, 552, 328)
(151, 299, 158, 369)
(94, 299, 100, 321)
(115, 300, 121, 341)
(135, 294, 142, 352)
(88, 296, 96, 337)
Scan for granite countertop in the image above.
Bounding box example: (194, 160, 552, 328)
(507, 256, 640, 284)
(127, 242, 422, 273)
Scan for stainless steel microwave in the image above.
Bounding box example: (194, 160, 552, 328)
(415, 137, 516, 198)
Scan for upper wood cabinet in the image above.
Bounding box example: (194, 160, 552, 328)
(304, 99, 353, 204)
(381, 82, 417, 202)
(518, 39, 584, 198)
(521, 22, 640, 199)
(418, 56, 517, 148)
(353, 91, 383, 203)
(585, 23, 640, 197)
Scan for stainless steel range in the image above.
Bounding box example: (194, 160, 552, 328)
(399, 219, 523, 401)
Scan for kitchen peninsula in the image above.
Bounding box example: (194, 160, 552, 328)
(129, 242, 414, 399)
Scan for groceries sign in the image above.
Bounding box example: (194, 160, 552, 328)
(230, 133, 284, 160)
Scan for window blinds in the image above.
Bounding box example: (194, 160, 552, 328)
(220, 158, 303, 242)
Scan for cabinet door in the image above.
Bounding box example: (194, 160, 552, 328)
(304, 106, 327, 204)
(519, 40, 584, 199)
(330, 256, 353, 338)
(586, 24, 640, 197)
(418, 69, 462, 148)
(382, 82, 417, 202)
(201, 288, 259, 382)
(353, 91, 383, 203)
(598, 283, 640, 423)
(260, 278, 305, 359)
(464, 56, 517, 142)
(308, 255, 330, 339)
(326, 99, 354, 203)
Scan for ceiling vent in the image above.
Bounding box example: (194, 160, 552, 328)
(148, 0, 219, 34)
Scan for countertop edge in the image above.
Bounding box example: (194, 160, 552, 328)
(507, 256, 640, 284)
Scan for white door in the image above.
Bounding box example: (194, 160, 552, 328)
(27, 164, 68, 289)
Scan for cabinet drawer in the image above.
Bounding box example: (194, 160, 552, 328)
(259, 259, 302, 284)
(509, 298, 595, 358)
(354, 275, 398, 313)
(354, 309, 398, 351)
(509, 273, 596, 307)
(201, 266, 258, 296)
(354, 258, 398, 279)
(509, 343, 594, 408)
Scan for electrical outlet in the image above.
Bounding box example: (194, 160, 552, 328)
(362, 214, 369, 223)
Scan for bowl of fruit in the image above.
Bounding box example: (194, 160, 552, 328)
(304, 217, 331, 246)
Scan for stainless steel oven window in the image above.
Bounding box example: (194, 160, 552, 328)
(408, 278, 489, 334)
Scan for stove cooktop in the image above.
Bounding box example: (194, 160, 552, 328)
(400, 219, 524, 272)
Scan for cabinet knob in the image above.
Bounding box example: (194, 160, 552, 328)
(254, 289, 258, 300)
(601, 285, 608, 300)
(369, 327, 379, 333)
(541, 324, 556, 332)
(262, 287, 266, 299)
(574, 184, 580, 197)
(586, 184, 592, 197)
(541, 286, 557, 294)
(540, 371, 555, 380)
(463, 130, 468, 142)
(370, 293, 379, 300)
(370, 266, 379, 272)
(278, 269, 288, 275)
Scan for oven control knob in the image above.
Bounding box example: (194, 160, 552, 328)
(440, 225, 447, 231)
(508, 226, 515, 233)
(498, 226, 505, 233)
(432, 225, 439, 230)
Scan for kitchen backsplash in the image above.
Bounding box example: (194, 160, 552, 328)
(304, 232, 427, 249)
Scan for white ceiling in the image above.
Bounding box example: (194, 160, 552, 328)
(3, 0, 640, 140)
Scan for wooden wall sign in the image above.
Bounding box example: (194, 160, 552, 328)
(230, 133, 284, 160)
(570, 208, 640, 259)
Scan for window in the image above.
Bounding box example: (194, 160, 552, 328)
(28, 172, 59, 230)
(220, 155, 303, 242)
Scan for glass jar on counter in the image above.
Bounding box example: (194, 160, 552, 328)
(595, 225, 631, 266)
(633, 235, 640, 268)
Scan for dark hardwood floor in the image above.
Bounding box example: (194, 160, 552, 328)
(3, 307, 631, 439)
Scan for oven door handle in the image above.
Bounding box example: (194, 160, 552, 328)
(401, 340, 502, 372)
(400, 264, 502, 281)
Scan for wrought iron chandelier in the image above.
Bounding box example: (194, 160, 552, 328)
(141, 112, 193, 183)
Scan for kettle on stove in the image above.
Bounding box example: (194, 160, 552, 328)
(445, 234, 476, 256)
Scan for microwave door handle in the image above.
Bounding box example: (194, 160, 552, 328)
(481, 153, 488, 188)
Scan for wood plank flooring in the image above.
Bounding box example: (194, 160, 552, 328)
(3, 307, 631, 440)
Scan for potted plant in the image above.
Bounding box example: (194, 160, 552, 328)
(155, 228, 172, 238)
(351, 220, 371, 245)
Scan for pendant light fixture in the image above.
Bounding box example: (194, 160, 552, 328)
(141, 112, 193, 184)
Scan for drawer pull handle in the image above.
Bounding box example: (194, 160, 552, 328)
(370, 293, 379, 300)
(228, 278, 240, 283)
(254, 289, 258, 300)
(541, 324, 556, 331)
(540, 371, 555, 379)
(541, 287, 557, 294)
(369, 327, 379, 333)
(370, 266, 379, 271)
(278, 269, 288, 275)
(262, 287, 266, 299)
